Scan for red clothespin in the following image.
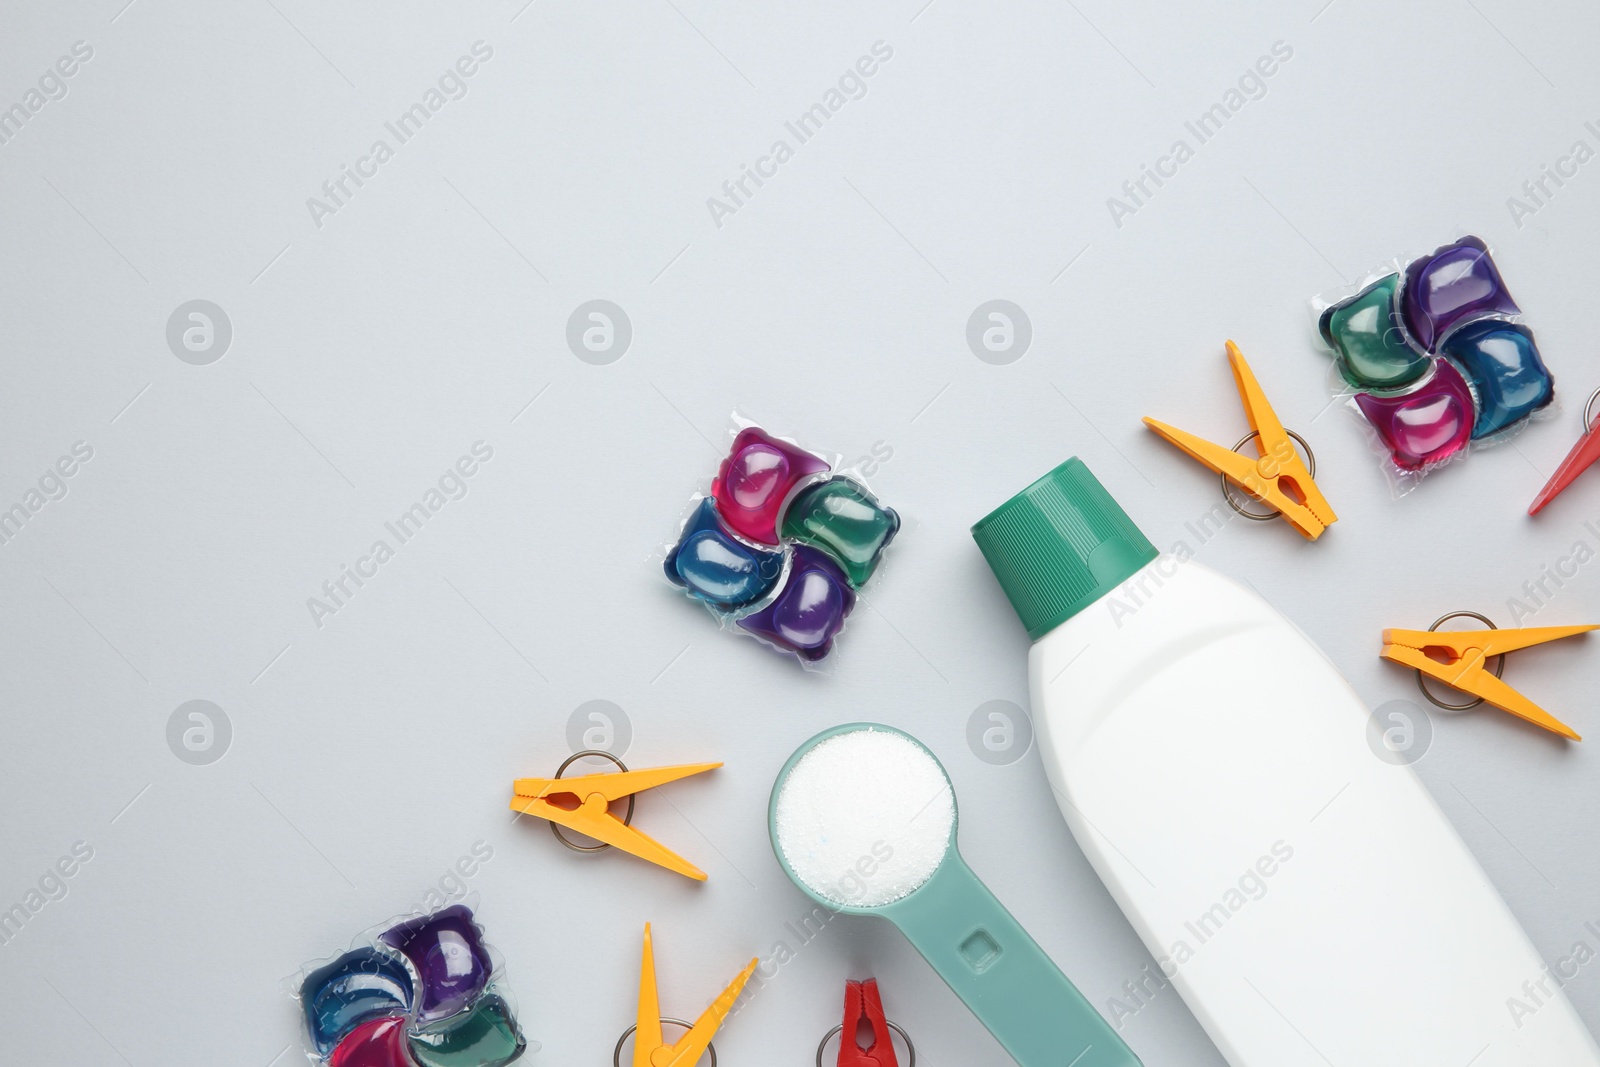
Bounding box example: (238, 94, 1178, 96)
(838, 979, 899, 1067)
(1529, 389, 1600, 515)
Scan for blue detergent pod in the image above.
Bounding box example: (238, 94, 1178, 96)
(665, 498, 783, 609)
(1441, 320, 1554, 438)
(302, 947, 414, 1055)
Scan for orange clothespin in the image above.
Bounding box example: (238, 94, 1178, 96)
(510, 757, 721, 880)
(627, 923, 756, 1067)
(1381, 621, 1598, 740)
(1144, 340, 1337, 540)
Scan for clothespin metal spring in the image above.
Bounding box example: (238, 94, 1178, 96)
(543, 750, 636, 853)
(1223, 429, 1318, 521)
(1415, 612, 1505, 711)
(613, 1019, 717, 1067)
(816, 1021, 915, 1067)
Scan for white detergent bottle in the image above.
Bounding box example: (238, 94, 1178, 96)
(971, 457, 1600, 1067)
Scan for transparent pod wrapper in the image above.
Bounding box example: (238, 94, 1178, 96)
(660, 415, 900, 668)
(1310, 234, 1557, 495)
(286, 900, 534, 1067)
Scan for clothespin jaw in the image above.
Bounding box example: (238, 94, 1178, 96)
(1380, 625, 1598, 741)
(635, 924, 664, 1067)
(1143, 341, 1337, 540)
(632, 923, 756, 1067)
(839, 979, 899, 1067)
(510, 761, 722, 880)
(1530, 416, 1600, 515)
(513, 762, 722, 804)
(667, 958, 757, 1067)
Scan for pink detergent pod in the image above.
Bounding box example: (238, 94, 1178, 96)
(711, 428, 829, 544)
(328, 1018, 412, 1067)
(1354, 360, 1475, 472)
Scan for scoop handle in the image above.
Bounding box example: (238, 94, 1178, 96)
(887, 851, 1141, 1067)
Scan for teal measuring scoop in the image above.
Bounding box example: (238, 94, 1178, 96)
(768, 723, 1140, 1067)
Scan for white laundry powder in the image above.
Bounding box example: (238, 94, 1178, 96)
(774, 727, 955, 907)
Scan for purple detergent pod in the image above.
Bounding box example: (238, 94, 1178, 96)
(661, 415, 899, 667)
(737, 545, 856, 661)
(1401, 236, 1520, 352)
(1310, 234, 1555, 493)
(380, 905, 494, 1024)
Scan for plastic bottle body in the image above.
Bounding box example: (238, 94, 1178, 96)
(1030, 555, 1599, 1066)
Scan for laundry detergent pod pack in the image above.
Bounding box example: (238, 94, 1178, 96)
(289, 903, 532, 1067)
(1311, 234, 1556, 492)
(661, 415, 899, 667)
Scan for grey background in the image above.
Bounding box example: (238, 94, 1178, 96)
(3, 1, 1599, 1064)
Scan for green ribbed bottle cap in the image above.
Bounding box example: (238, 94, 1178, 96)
(971, 457, 1158, 640)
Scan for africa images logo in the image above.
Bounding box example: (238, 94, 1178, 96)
(1105, 41, 1293, 229)
(305, 42, 494, 230)
(705, 41, 894, 229)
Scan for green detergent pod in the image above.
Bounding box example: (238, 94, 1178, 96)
(1318, 274, 1429, 389)
(780, 477, 900, 588)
